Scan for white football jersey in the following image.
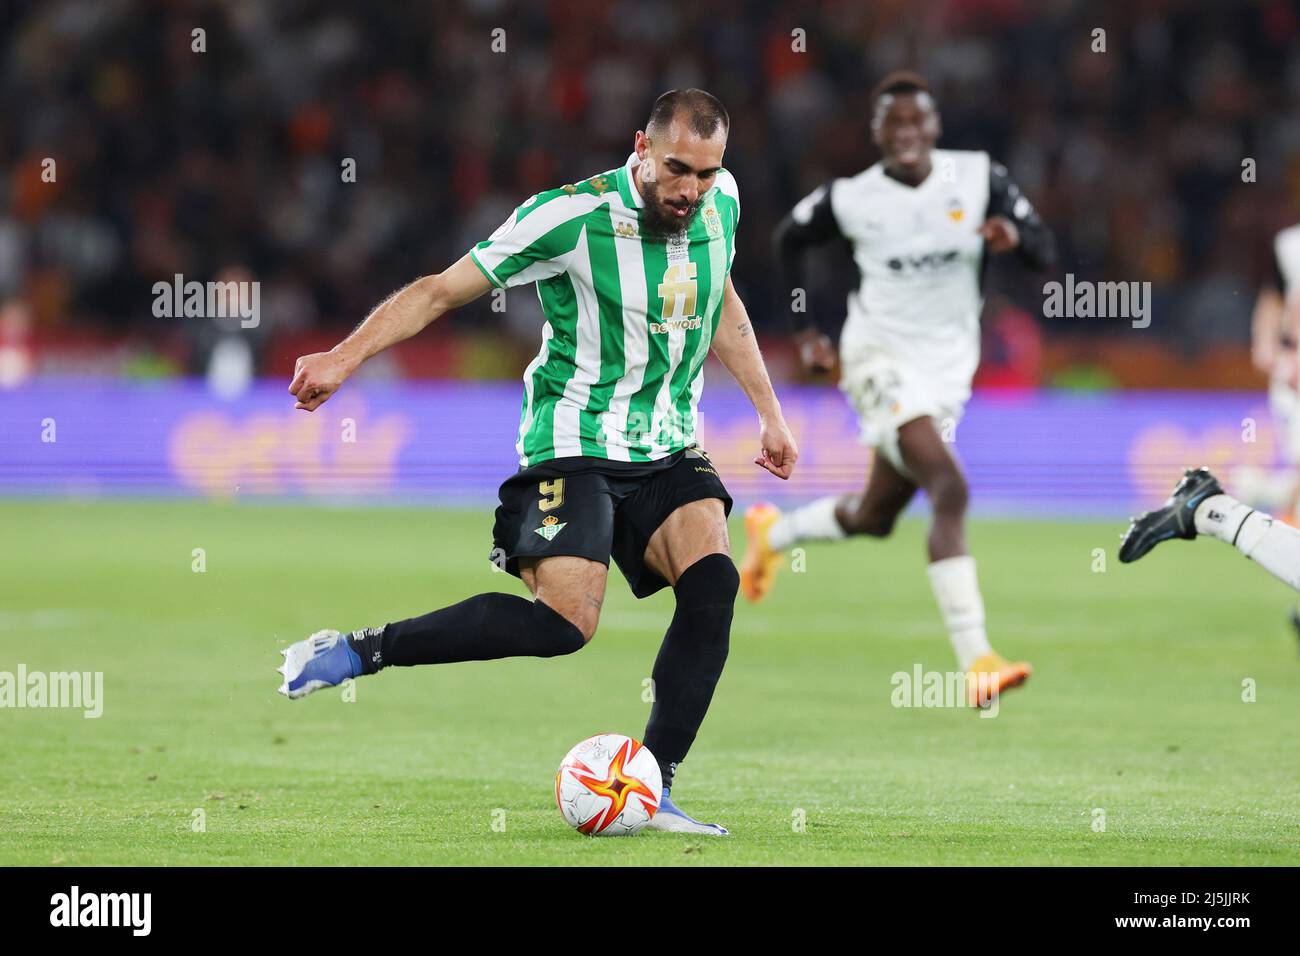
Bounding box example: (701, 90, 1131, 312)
(830, 148, 991, 390)
(1273, 224, 1300, 299)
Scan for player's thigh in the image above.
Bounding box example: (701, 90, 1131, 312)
(642, 497, 730, 587)
(518, 555, 608, 642)
(492, 467, 615, 639)
(897, 416, 967, 502)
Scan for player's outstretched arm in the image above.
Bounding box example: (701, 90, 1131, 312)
(289, 253, 492, 411)
(712, 277, 798, 480)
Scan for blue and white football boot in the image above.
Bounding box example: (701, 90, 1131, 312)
(277, 629, 363, 699)
(645, 788, 730, 836)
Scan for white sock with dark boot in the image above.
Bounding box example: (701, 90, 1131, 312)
(1195, 494, 1300, 591)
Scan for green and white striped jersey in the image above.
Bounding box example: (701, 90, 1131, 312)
(469, 152, 740, 466)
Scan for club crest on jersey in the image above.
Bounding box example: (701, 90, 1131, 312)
(947, 198, 964, 223)
(703, 205, 722, 237)
(534, 514, 567, 541)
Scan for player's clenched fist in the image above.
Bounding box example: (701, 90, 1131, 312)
(977, 215, 1020, 253)
(289, 350, 352, 411)
(794, 328, 836, 375)
(754, 414, 799, 480)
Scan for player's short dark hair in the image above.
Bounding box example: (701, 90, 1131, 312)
(870, 70, 933, 105)
(646, 89, 729, 140)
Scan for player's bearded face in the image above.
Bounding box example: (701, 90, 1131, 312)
(635, 126, 725, 237)
(639, 176, 706, 236)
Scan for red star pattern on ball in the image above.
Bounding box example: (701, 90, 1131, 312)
(566, 738, 658, 834)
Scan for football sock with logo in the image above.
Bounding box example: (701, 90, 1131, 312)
(768, 496, 846, 551)
(346, 594, 585, 675)
(642, 553, 738, 789)
(927, 555, 993, 671)
(1195, 495, 1300, 591)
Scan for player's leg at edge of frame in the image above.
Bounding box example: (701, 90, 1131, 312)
(1121, 466, 1300, 595)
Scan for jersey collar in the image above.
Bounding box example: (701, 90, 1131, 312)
(617, 152, 646, 210)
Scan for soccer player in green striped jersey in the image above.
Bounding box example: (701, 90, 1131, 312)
(283, 89, 797, 835)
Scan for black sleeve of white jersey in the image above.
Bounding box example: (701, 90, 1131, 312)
(988, 162, 1055, 271)
(773, 182, 841, 332)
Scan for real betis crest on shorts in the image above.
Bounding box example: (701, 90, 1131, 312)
(534, 514, 567, 541)
(467, 154, 741, 467)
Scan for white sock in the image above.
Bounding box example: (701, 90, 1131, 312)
(1194, 493, 1257, 542)
(768, 496, 845, 551)
(927, 555, 992, 671)
(1196, 494, 1300, 591)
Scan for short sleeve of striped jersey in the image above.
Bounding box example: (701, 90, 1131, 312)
(715, 169, 741, 270)
(469, 193, 587, 290)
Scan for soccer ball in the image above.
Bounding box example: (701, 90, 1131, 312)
(555, 733, 662, 836)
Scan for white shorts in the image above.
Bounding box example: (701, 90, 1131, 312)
(838, 353, 969, 477)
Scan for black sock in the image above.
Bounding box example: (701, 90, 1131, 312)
(642, 553, 737, 790)
(347, 593, 585, 674)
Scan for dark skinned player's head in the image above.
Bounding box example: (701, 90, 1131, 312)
(870, 71, 942, 178)
(633, 89, 729, 236)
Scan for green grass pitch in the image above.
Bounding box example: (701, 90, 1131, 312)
(2, 499, 1298, 866)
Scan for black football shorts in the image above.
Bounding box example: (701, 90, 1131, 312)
(490, 447, 733, 599)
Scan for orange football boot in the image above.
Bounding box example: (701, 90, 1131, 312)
(739, 503, 783, 603)
(965, 652, 1032, 708)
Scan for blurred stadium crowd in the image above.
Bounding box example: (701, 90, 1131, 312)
(2, 0, 1299, 384)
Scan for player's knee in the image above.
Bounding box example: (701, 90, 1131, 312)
(559, 603, 600, 644)
(530, 599, 592, 654)
(671, 553, 737, 648)
(927, 469, 969, 516)
(844, 505, 898, 538)
(675, 551, 738, 601)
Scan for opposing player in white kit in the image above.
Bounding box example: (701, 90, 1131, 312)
(740, 72, 1055, 705)
(1124, 233, 1300, 638)
(1237, 225, 1300, 518)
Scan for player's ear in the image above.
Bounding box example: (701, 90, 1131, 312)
(634, 130, 649, 158)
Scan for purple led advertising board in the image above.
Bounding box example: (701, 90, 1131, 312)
(0, 380, 1285, 518)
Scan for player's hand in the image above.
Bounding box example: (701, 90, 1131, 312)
(754, 413, 798, 480)
(977, 216, 1020, 253)
(795, 328, 836, 375)
(289, 350, 352, 411)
